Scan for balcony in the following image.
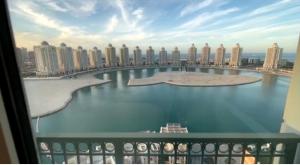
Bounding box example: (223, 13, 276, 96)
(37, 133, 300, 164)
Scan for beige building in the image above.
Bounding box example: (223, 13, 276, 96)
(146, 46, 154, 65)
(15, 47, 27, 70)
(171, 47, 180, 65)
(105, 44, 117, 67)
(88, 47, 102, 69)
(133, 46, 142, 66)
(229, 43, 243, 67)
(159, 47, 168, 65)
(200, 43, 211, 65)
(263, 43, 283, 70)
(188, 43, 197, 64)
(215, 44, 226, 66)
(73, 46, 89, 71)
(34, 41, 59, 76)
(56, 43, 74, 74)
(120, 44, 129, 66)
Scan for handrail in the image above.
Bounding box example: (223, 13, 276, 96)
(36, 133, 300, 164)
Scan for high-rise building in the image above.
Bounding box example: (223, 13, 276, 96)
(172, 47, 180, 65)
(200, 43, 211, 65)
(105, 43, 117, 67)
(56, 43, 74, 74)
(188, 43, 197, 64)
(120, 44, 129, 66)
(28, 51, 36, 67)
(229, 43, 243, 67)
(34, 41, 59, 76)
(133, 46, 142, 66)
(15, 47, 27, 69)
(73, 46, 89, 71)
(215, 44, 225, 66)
(159, 47, 168, 65)
(263, 43, 283, 70)
(146, 46, 154, 65)
(88, 47, 103, 69)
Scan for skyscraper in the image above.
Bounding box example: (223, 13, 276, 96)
(88, 47, 103, 69)
(146, 46, 154, 65)
(105, 43, 117, 67)
(120, 44, 129, 66)
(133, 46, 142, 66)
(159, 47, 168, 65)
(56, 43, 74, 74)
(172, 47, 180, 65)
(263, 43, 283, 70)
(200, 43, 211, 65)
(188, 43, 197, 65)
(73, 46, 89, 71)
(215, 44, 225, 66)
(15, 47, 27, 70)
(229, 43, 243, 67)
(34, 41, 59, 76)
(28, 51, 36, 68)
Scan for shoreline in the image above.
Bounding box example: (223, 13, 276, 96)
(27, 66, 289, 118)
(25, 78, 111, 118)
(24, 65, 292, 80)
(128, 72, 262, 87)
(31, 80, 111, 118)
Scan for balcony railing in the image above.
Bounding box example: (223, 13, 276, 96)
(36, 133, 300, 164)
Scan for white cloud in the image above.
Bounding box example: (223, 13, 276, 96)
(180, 0, 214, 17)
(14, 2, 78, 34)
(44, 0, 68, 12)
(105, 15, 119, 33)
(248, 0, 292, 17)
(40, 0, 98, 17)
(132, 8, 144, 20)
(178, 8, 239, 30)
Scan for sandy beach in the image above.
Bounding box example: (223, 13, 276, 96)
(24, 77, 110, 118)
(128, 72, 261, 87)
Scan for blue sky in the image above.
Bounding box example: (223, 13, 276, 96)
(8, 0, 300, 53)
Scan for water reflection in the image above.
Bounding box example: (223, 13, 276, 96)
(34, 68, 290, 134)
(228, 69, 240, 75)
(262, 74, 278, 91)
(200, 68, 209, 73)
(134, 69, 143, 78)
(146, 68, 155, 77)
(159, 68, 167, 72)
(213, 69, 224, 75)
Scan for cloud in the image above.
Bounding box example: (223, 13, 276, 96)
(132, 8, 144, 20)
(180, 0, 214, 17)
(248, 0, 292, 17)
(13, 1, 82, 36)
(40, 0, 98, 17)
(105, 15, 119, 33)
(178, 7, 239, 30)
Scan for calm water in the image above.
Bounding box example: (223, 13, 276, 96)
(33, 68, 290, 135)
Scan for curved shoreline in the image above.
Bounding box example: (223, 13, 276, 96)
(31, 80, 111, 118)
(25, 79, 111, 118)
(128, 72, 261, 87)
(28, 66, 287, 118)
(25, 65, 290, 80)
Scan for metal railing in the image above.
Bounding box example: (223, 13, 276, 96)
(36, 133, 300, 164)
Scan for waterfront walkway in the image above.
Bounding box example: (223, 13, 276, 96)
(128, 72, 261, 87)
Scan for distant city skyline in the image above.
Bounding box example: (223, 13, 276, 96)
(8, 0, 300, 53)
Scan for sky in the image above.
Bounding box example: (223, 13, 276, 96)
(7, 0, 300, 53)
